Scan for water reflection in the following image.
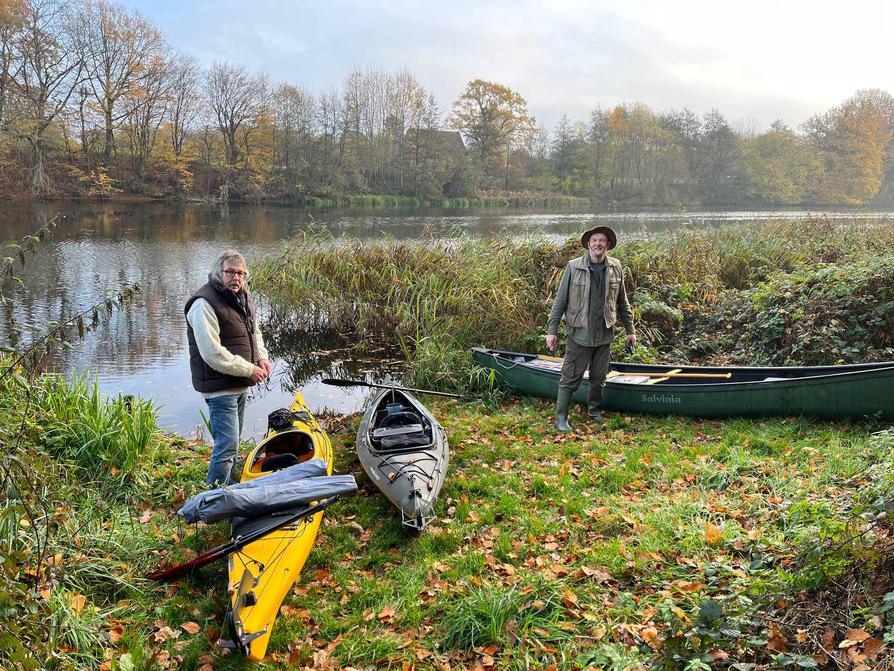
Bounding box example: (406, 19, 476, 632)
(1, 201, 891, 438)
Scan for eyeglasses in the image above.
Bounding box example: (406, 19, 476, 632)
(222, 269, 247, 278)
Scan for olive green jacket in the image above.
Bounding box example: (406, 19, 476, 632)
(547, 253, 634, 337)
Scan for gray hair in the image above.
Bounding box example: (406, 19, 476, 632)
(213, 249, 248, 277)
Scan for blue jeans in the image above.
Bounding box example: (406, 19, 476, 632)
(205, 392, 247, 486)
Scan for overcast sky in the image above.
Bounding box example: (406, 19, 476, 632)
(119, 0, 894, 134)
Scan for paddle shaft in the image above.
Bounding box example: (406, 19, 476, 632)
(612, 372, 732, 379)
(147, 496, 338, 581)
(321, 378, 472, 399)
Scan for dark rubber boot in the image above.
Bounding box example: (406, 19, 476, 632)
(588, 385, 604, 423)
(555, 388, 573, 432)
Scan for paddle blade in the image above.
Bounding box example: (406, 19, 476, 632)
(147, 545, 229, 581)
(320, 378, 368, 388)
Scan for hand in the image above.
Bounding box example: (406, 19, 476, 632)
(250, 365, 268, 384)
(626, 334, 637, 347)
(259, 358, 273, 375)
(546, 334, 557, 353)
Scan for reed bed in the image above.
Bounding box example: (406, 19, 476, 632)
(288, 192, 594, 209)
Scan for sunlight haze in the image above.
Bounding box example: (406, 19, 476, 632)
(118, 0, 893, 131)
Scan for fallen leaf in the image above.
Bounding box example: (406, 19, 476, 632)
(863, 637, 884, 659)
(153, 626, 179, 643)
(767, 623, 789, 653)
(641, 626, 658, 642)
(845, 629, 871, 643)
(378, 606, 396, 622)
(139, 510, 153, 524)
(180, 621, 201, 635)
(704, 521, 722, 547)
(561, 589, 579, 609)
(67, 593, 87, 615)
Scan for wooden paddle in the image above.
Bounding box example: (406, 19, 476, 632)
(321, 378, 479, 400)
(539, 356, 731, 379)
(610, 371, 732, 379)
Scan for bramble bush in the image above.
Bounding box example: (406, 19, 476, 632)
(702, 256, 894, 365)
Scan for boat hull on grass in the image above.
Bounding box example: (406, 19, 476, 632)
(225, 392, 334, 661)
(472, 347, 894, 420)
(357, 388, 449, 530)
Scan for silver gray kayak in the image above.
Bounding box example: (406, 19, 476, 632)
(356, 387, 449, 530)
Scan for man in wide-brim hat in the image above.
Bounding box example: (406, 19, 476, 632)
(545, 226, 636, 431)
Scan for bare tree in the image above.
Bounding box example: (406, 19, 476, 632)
(167, 51, 200, 158)
(74, 0, 165, 167)
(204, 61, 267, 167)
(271, 81, 316, 178)
(121, 50, 170, 180)
(9, 0, 85, 193)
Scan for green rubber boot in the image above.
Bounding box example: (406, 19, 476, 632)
(555, 388, 573, 432)
(588, 385, 604, 423)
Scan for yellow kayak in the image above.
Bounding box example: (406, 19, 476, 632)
(223, 392, 333, 661)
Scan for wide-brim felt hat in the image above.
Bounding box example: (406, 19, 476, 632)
(580, 226, 617, 250)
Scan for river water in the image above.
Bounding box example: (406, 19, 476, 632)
(0, 201, 889, 439)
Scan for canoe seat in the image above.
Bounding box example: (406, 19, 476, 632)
(379, 411, 420, 428)
(372, 421, 431, 450)
(371, 410, 431, 450)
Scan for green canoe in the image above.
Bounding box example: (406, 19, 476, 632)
(472, 347, 894, 420)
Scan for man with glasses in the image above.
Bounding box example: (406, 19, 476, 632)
(185, 250, 272, 485)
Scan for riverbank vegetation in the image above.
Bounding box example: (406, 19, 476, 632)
(252, 217, 894, 390)
(2, 1, 894, 207)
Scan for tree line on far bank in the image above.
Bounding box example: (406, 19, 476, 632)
(2, 0, 893, 207)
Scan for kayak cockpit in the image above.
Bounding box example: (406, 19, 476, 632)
(249, 430, 316, 473)
(368, 390, 434, 452)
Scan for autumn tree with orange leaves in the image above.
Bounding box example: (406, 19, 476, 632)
(448, 79, 538, 189)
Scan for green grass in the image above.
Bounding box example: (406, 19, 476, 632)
(3, 374, 894, 670)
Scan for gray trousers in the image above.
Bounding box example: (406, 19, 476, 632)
(559, 340, 611, 410)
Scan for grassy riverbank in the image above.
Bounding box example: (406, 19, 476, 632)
(3, 371, 893, 670)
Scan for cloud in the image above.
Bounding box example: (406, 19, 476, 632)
(120, 0, 894, 133)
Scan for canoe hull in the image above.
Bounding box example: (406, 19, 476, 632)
(356, 388, 449, 530)
(473, 347, 894, 420)
(226, 392, 333, 661)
